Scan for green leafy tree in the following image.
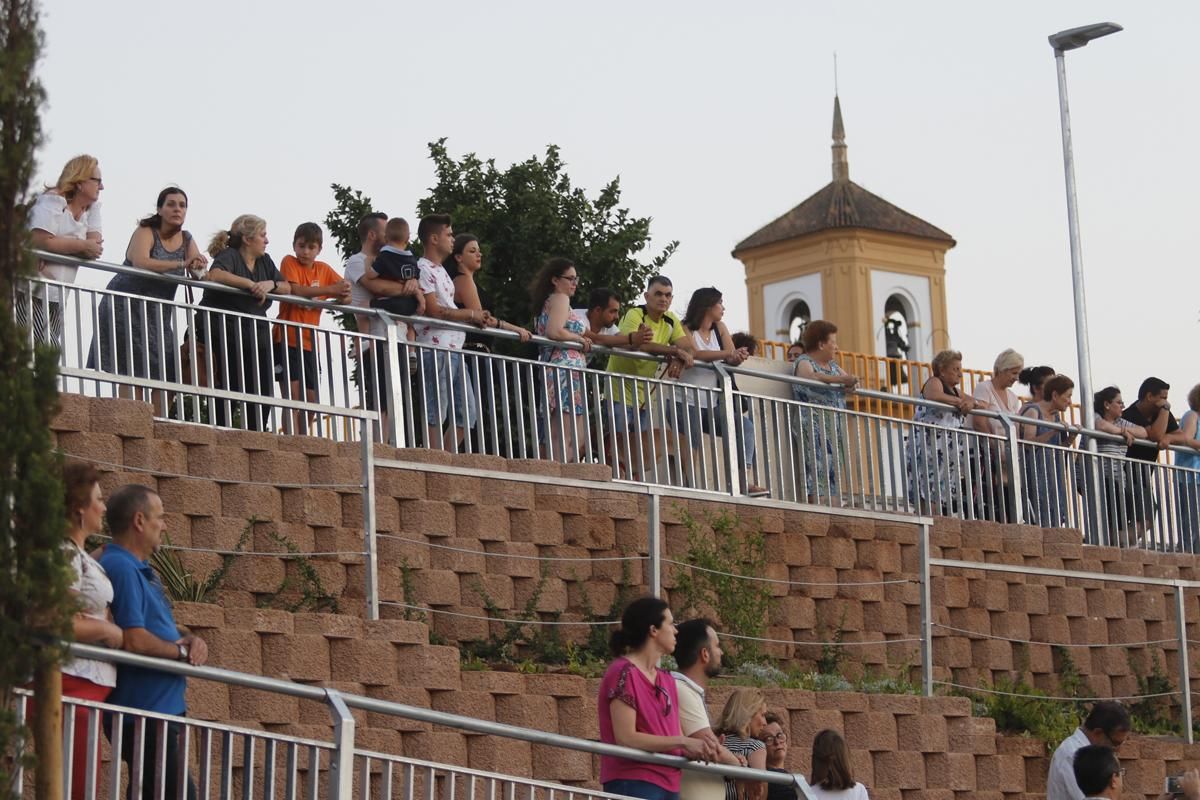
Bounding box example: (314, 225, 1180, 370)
(416, 139, 678, 330)
(0, 1, 74, 796)
(324, 183, 377, 262)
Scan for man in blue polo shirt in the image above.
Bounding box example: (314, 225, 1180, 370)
(100, 484, 207, 800)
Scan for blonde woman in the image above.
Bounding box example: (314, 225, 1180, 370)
(24, 155, 105, 344)
(715, 688, 769, 800)
(199, 214, 291, 430)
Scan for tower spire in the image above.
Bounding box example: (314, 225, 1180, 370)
(832, 95, 849, 182)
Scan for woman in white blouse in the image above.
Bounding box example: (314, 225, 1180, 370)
(24, 155, 105, 345)
(60, 462, 124, 800)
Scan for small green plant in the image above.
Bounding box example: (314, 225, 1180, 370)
(673, 508, 770, 667)
(257, 530, 339, 614)
(151, 519, 252, 603)
(815, 609, 847, 676)
(461, 567, 551, 663)
(967, 674, 1079, 752)
(578, 557, 636, 663)
(399, 558, 426, 623)
(1127, 651, 1176, 735)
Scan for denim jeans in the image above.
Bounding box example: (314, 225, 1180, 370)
(602, 779, 680, 800)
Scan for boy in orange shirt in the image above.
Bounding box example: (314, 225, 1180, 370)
(273, 222, 351, 434)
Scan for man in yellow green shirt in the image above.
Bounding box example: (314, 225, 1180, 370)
(604, 275, 693, 479)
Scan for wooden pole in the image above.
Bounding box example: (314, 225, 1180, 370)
(31, 662, 62, 800)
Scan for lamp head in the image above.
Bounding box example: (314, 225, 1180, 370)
(1049, 22, 1123, 53)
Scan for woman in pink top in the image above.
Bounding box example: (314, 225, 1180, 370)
(598, 596, 713, 800)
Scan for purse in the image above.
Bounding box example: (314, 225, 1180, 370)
(179, 286, 210, 388)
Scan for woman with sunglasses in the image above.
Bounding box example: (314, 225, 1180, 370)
(597, 597, 714, 800)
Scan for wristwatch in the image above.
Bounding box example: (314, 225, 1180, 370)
(177, 643, 190, 661)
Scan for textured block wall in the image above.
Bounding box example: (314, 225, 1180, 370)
(52, 395, 1200, 799)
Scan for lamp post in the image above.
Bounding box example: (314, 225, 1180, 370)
(1048, 22, 1122, 430)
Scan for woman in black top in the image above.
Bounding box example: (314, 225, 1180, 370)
(199, 214, 291, 431)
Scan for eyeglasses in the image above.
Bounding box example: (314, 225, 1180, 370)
(763, 733, 788, 744)
(653, 680, 672, 718)
(557, 275, 579, 284)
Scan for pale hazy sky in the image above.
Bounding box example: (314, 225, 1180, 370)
(36, 1, 1200, 406)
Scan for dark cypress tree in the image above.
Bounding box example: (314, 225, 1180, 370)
(0, 1, 74, 797)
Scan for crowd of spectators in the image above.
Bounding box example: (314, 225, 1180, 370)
(24, 155, 1200, 520)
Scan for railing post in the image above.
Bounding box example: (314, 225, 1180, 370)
(1002, 416, 1027, 525)
(384, 324, 405, 449)
(325, 689, 356, 799)
(647, 492, 662, 598)
(919, 522, 933, 697)
(714, 364, 742, 497)
(1176, 583, 1193, 743)
(360, 419, 379, 621)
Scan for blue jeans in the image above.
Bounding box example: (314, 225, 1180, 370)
(602, 780, 680, 800)
(420, 349, 477, 428)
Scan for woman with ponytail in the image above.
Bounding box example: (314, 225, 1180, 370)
(198, 214, 290, 430)
(597, 596, 713, 800)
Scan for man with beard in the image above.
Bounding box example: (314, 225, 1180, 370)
(671, 619, 742, 800)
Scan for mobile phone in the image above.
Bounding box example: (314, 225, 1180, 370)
(1166, 775, 1183, 795)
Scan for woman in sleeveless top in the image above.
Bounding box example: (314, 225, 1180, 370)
(88, 187, 207, 400)
(529, 258, 591, 461)
(906, 350, 983, 516)
(59, 462, 125, 800)
(791, 321, 857, 504)
(677, 288, 765, 494)
(1019, 374, 1078, 528)
(714, 689, 768, 800)
(1090, 387, 1146, 544)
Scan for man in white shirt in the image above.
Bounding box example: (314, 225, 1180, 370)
(671, 619, 740, 800)
(413, 214, 491, 451)
(343, 213, 393, 427)
(1047, 702, 1130, 800)
(575, 287, 650, 368)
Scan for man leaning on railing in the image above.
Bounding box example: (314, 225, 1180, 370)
(99, 484, 208, 800)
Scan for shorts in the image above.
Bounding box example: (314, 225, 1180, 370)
(420, 349, 477, 428)
(273, 341, 318, 391)
(606, 399, 650, 434)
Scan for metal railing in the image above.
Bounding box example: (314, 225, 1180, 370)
(19, 254, 1200, 551)
(757, 338, 1084, 424)
(16, 644, 817, 800)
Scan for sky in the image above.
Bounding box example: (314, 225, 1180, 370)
(34, 1, 1200, 408)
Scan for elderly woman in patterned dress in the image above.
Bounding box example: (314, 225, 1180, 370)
(907, 350, 986, 516)
(791, 320, 858, 505)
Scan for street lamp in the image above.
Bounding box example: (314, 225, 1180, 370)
(1048, 22, 1122, 431)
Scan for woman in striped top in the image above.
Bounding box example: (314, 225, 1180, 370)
(715, 687, 769, 800)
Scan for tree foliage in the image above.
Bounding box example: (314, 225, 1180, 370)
(0, 0, 73, 793)
(415, 139, 677, 329)
(324, 184, 377, 263)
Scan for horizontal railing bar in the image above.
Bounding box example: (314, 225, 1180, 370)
(66, 644, 799, 786)
(373, 456, 936, 527)
(929, 556, 1195, 588)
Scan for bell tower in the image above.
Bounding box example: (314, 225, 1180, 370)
(734, 97, 956, 362)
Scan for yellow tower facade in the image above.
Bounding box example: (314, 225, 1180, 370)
(734, 97, 956, 364)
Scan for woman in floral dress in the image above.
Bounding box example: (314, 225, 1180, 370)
(530, 257, 592, 462)
(907, 350, 984, 515)
(791, 320, 858, 504)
